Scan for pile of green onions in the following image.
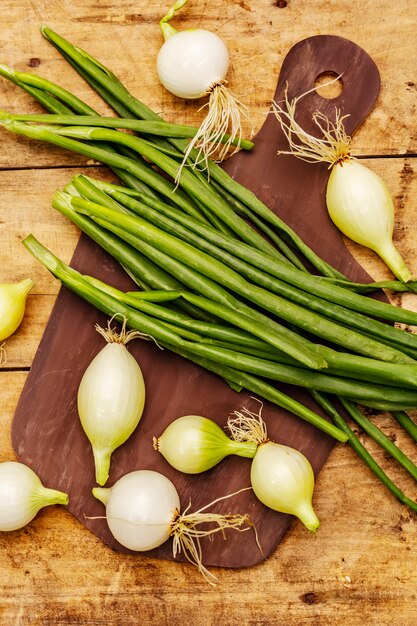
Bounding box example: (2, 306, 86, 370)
(1, 27, 417, 514)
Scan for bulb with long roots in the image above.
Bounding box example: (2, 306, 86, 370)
(272, 84, 413, 283)
(156, 0, 253, 179)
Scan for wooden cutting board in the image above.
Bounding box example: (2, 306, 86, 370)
(12, 35, 380, 569)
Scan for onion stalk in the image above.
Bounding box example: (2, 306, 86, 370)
(92, 469, 253, 584)
(22, 234, 348, 442)
(25, 28, 412, 283)
(0, 461, 68, 531)
(273, 89, 413, 282)
(77, 318, 146, 485)
(157, 0, 252, 173)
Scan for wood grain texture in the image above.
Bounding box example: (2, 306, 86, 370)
(0, 1, 416, 167)
(0, 0, 417, 624)
(1, 374, 417, 626)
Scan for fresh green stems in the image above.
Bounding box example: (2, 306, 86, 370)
(391, 412, 417, 444)
(68, 196, 415, 365)
(2, 120, 203, 218)
(22, 234, 348, 443)
(340, 399, 417, 482)
(10, 121, 283, 258)
(310, 392, 417, 513)
(76, 177, 417, 356)
(1, 112, 253, 149)
(37, 26, 349, 279)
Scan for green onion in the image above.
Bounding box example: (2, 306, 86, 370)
(0, 111, 253, 149)
(340, 399, 417, 482)
(68, 196, 415, 365)
(75, 177, 417, 356)
(310, 392, 417, 513)
(22, 234, 348, 443)
(391, 412, 417, 444)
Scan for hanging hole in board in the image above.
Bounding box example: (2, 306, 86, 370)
(314, 72, 343, 99)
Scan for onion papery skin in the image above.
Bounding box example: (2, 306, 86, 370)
(250, 442, 319, 532)
(77, 342, 146, 485)
(157, 415, 257, 473)
(0, 461, 68, 532)
(95, 470, 180, 551)
(157, 29, 229, 99)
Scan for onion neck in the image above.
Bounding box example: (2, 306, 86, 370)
(227, 439, 258, 459)
(92, 487, 110, 506)
(160, 22, 177, 41)
(93, 448, 112, 486)
(295, 501, 320, 532)
(159, 0, 189, 41)
(36, 485, 69, 507)
(376, 239, 412, 283)
(16, 277, 35, 296)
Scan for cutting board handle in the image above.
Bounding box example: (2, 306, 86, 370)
(274, 34, 381, 135)
(224, 35, 381, 282)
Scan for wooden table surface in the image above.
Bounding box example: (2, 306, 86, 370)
(1, 1, 417, 624)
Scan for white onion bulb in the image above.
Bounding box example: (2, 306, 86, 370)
(94, 470, 180, 551)
(228, 405, 320, 531)
(326, 160, 411, 281)
(77, 319, 146, 486)
(0, 461, 68, 531)
(273, 91, 412, 283)
(250, 442, 319, 532)
(154, 414, 257, 473)
(0, 278, 34, 342)
(156, 0, 252, 171)
(93, 469, 252, 584)
(157, 29, 229, 100)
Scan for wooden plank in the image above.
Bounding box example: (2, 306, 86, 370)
(0, 373, 416, 625)
(0, 0, 416, 168)
(0, 0, 417, 622)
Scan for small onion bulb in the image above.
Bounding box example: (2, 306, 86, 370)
(250, 442, 319, 532)
(229, 407, 319, 531)
(326, 160, 410, 281)
(0, 278, 34, 342)
(93, 469, 251, 584)
(0, 461, 68, 531)
(155, 404, 320, 532)
(156, 0, 252, 171)
(154, 414, 258, 473)
(157, 30, 229, 101)
(77, 318, 146, 486)
(273, 91, 412, 283)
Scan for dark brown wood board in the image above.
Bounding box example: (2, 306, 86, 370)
(12, 35, 380, 569)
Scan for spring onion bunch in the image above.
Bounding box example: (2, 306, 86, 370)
(1, 30, 417, 514)
(157, 0, 252, 173)
(273, 89, 413, 283)
(92, 469, 253, 584)
(0, 462, 68, 531)
(77, 318, 146, 485)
